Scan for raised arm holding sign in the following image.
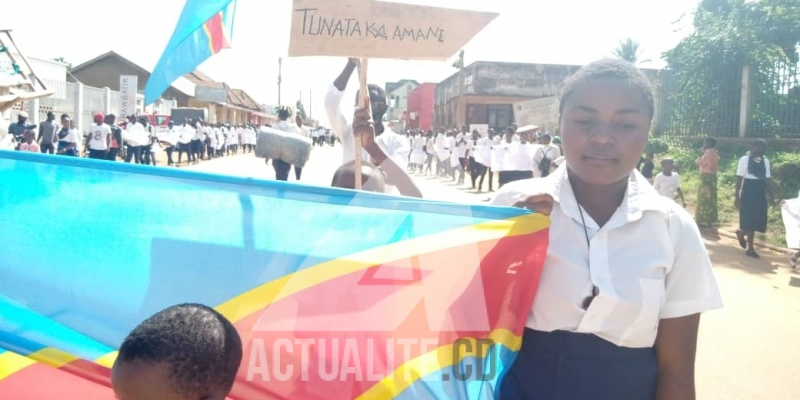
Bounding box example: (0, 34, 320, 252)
(289, 0, 497, 194)
(325, 58, 420, 196)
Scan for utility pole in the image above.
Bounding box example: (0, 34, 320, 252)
(277, 57, 282, 105)
(309, 90, 312, 120)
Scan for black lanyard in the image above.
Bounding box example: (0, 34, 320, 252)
(577, 205, 601, 310)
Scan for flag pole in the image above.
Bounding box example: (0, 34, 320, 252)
(355, 58, 369, 190)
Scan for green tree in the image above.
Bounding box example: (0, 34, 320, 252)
(661, 0, 800, 136)
(612, 38, 645, 64)
(295, 100, 307, 121)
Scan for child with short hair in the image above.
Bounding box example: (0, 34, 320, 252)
(653, 158, 686, 207)
(18, 130, 40, 153)
(111, 303, 242, 400)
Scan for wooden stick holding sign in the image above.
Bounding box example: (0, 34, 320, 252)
(354, 58, 368, 189)
(288, 0, 498, 190)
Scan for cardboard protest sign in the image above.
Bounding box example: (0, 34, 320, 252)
(513, 97, 559, 132)
(288, 0, 498, 60)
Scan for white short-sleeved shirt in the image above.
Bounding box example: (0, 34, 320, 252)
(88, 123, 111, 151)
(504, 142, 534, 171)
(532, 144, 561, 178)
(61, 128, 79, 144)
(324, 84, 410, 171)
(491, 166, 723, 348)
(736, 155, 771, 179)
(653, 172, 681, 199)
(455, 133, 468, 158)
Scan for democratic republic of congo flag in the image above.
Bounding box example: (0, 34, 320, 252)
(144, 0, 236, 104)
(0, 347, 114, 400)
(0, 150, 549, 400)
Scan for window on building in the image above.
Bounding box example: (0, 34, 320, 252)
(486, 104, 513, 130)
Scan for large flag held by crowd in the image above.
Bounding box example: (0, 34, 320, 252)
(0, 151, 550, 399)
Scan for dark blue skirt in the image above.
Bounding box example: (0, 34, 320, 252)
(739, 178, 768, 233)
(500, 329, 657, 400)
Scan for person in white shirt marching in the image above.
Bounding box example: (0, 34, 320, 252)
(434, 131, 449, 176)
(410, 132, 426, 174)
(294, 115, 311, 181)
(653, 158, 686, 206)
(496, 127, 533, 187)
(175, 120, 194, 164)
(215, 125, 224, 158)
(532, 132, 560, 178)
(492, 59, 722, 400)
(325, 58, 421, 197)
(734, 139, 774, 258)
(123, 115, 145, 164)
(454, 126, 469, 184)
(467, 129, 485, 189)
(424, 132, 435, 175)
(160, 121, 177, 166)
(87, 113, 111, 160)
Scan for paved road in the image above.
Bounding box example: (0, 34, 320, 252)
(188, 146, 800, 400)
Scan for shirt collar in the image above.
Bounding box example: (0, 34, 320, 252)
(546, 164, 669, 227)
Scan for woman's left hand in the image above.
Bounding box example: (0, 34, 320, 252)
(353, 103, 377, 152)
(512, 194, 554, 216)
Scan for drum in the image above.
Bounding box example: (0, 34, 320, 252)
(255, 127, 312, 168)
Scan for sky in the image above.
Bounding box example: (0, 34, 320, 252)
(2, 0, 699, 126)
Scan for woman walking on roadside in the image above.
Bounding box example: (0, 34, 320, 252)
(735, 139, 774, 259)
(695, 137, 720, 227)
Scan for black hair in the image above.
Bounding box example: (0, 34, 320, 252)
(331, 160, 385, 192)
(704, 137, 716, 147)
(116, 304, 242, 398)
(355, 84, 388, 118)
(559, 58, 655, 118)
(277, 109, 290, 120)
(751, 138, 767, 147)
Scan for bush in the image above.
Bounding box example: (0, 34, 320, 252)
(661, 139, 799, 248)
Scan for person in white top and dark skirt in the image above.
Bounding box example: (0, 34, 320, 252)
(497, 127, 533, 187)
(735, 139, 774, 258)
(493, 59, 722, 400)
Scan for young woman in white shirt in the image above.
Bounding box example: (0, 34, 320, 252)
(493, 59, 722, 400)
(56, 114, 78, 156)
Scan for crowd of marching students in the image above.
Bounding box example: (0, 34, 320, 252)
(5, 109, 260, 166)
(401, 125, 563, 192)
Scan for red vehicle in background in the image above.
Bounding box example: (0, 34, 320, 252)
(116, 114, 170, 133)
(139, 114, 171, 133)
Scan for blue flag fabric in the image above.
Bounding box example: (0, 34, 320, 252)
(0, 151, 550, 400)
(144, 0, 236, 104)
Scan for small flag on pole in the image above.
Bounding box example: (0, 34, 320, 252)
(144, 0, 236, 105)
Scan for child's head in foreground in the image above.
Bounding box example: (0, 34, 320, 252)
(558, 58, 654, 187)
(331, 160, 386, 192)
(111, 303, 243, 400)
